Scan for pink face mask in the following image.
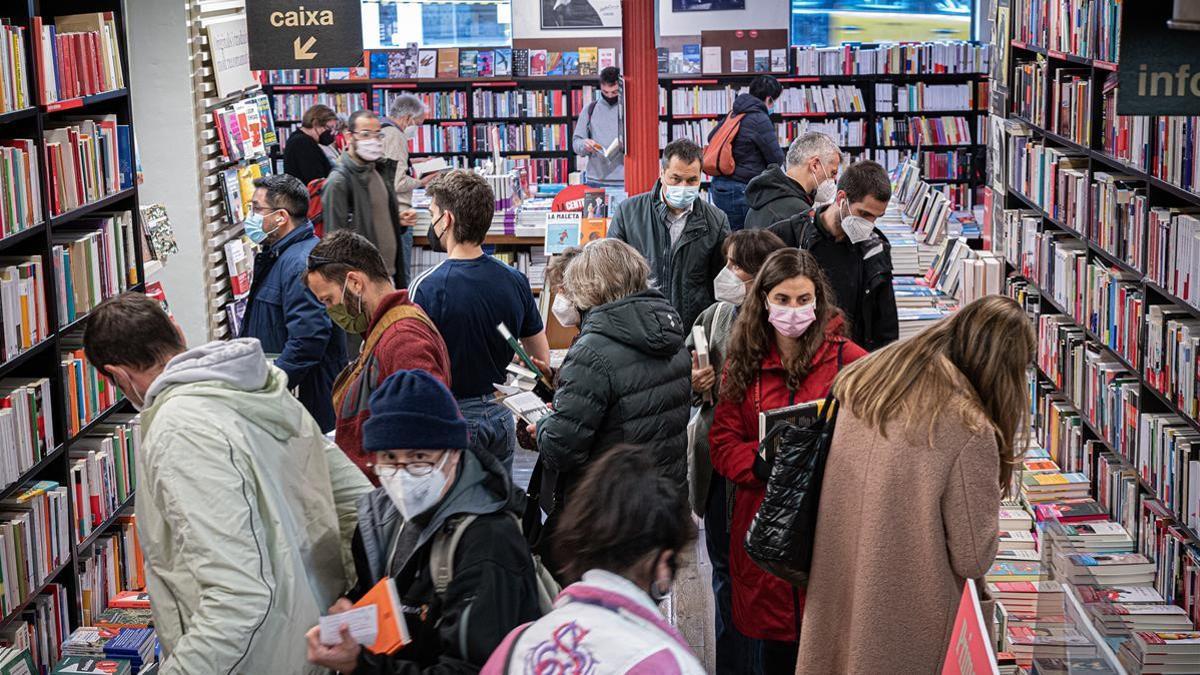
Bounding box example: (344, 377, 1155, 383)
(767, 302, 817, 338)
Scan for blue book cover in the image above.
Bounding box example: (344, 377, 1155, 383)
(62, 248, 75, 321)
(116, 125, 133, 190)
(494, 48, 512, 77)
(369, 51, 389, 79)
(682, 44, 701, 74)
(562, 51, 579, 76)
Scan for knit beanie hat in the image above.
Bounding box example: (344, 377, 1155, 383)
(363, 369, 470, 451)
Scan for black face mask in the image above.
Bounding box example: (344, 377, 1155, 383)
(602, 93, 619, 105)
(428, 214, 447, 254)
(318, 129, 335, 146)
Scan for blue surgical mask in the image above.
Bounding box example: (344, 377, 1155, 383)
(663, 184, 699, 210)
(243, 210, 280, 245)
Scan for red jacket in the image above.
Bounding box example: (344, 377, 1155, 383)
(708, 316, 866, 642)
(333, 290, 451, 482)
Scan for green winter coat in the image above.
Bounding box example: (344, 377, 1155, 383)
(137, 338, 372, 675)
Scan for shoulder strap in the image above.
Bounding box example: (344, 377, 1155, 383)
(331, 304, 437, 410)
(586, 99, 599, 137)
(836, 340, 846, 371)
(430, 514, 479, 597)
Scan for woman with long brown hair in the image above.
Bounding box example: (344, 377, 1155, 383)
(708, 248, 867, 672)
(795, 295, 1035, 675)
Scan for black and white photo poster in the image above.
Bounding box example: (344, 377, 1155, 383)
(541, 0, 621, 28)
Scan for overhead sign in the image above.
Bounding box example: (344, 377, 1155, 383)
(1118, 2, 1200, 115)
(246, 0, 363, 71)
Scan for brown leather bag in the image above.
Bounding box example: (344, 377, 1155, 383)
(702, 112, 746, 177)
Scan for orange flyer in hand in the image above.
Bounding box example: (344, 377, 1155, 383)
(356, 577, 411, 655)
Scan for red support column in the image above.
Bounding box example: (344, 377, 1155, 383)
(622, 0, 659, 195)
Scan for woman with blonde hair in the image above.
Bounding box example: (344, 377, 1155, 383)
(795, 295, 1035, 675)
(709, 248, 867, 671)
(531, 238, 691, 570)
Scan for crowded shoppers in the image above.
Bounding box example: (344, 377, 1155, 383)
(532, 239, 691, 566)
(409, 169, 549, 473)
(324, 110, 411, 286)
(709, 75, 785, 231)
(743, 131, 842, 230)
(482, 444, 705, 674)
(306, 369, 542, 674)
(83, 292, 372, 675)
(304, 230, 451, 480)
(239, 174, 347, 433)
(380, 93, 432, 283)
(796, 295, 1035, 674)
(686, 228, 787, 674)
(708, 248, 867, 672)
(284, 103, 338, 186)
(573, 66, 624, 188)
(609, 138, 730, 328)
(770, 160, 899, 351)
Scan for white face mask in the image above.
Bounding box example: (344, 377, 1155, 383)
(403, 124, 419, 140)
(839, 199, 875, 244)
(378, 453, 450, 519)
(813, 161, 837, 206)
(713, 266, 747, 306)
(355, 137, 384, 162)
(552, 294, 580, 327)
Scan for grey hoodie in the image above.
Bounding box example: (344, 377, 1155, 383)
(572, 96, 624, 185)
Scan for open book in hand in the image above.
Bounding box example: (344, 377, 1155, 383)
(500, 390, 553, 426)
(318, 577, 410, 654)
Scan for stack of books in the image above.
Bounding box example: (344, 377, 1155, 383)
(52, 212, 139, 326)
(1117, 631, 1200, 674)
(30, 13, 125, 105)
(1052, 552, 1157, 587)
(0, 138, 43, 239)
(0, 255, 49, 359)
(0, 378, 55, 490)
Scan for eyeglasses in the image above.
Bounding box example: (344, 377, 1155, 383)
(353, 130, 383, 140)
(306, 254, 341, 272)
(250, 203, 279, 215)
(370, 459, 442, 478)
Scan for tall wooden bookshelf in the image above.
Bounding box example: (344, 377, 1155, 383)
(996, 0, 1200, 627)
(0, 0, 143, 652)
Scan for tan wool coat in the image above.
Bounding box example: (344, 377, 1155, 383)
(795, 400, 1002, 674)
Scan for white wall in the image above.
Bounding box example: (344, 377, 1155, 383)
(126, 0, 208, 346)
(512, 0, 788, 40)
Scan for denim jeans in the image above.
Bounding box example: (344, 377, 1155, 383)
(706, 476, 762, 674)
(711, 176, 750, 232)
(457, 396, 516, 473)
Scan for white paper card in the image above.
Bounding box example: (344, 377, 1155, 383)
(319, 605, 379, 646)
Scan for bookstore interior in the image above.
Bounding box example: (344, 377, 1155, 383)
(0, 0, 1199, 673)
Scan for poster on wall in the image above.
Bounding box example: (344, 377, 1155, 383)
(206, 16, 257, 98)
(1117, 1, 1200, 115)
(541, 0, 621, 28)
(673, 0, 746, 11)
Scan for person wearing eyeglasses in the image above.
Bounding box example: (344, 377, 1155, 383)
(303, 230, 451, 482)
(306, 369, 542, 674)
(323, 109, 414, 287)
(239, 174, 347, 433)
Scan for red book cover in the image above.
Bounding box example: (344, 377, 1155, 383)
(55, 35, 68, 100)
(66, 33, 80, 98)
(30, 17, 45, 104)
(85, 32, 99, 94)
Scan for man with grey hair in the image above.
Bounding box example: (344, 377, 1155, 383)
(743, 131, 842, 230)
(381, 94, 433, 284)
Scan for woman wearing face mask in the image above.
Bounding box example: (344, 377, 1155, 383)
(482, 444, 706, 675)
(708, 248, 867, 672)
(530, 239, 691, 577)
(684, 228, 785, 672)
(306, 369, 542, 674)
(284, 104, 339, 185)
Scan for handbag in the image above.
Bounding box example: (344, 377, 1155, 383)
(744, 342, 846, 587)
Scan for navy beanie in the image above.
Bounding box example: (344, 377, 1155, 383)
(362, 370, 470, 451)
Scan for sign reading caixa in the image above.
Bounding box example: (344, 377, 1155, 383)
(1118, 2, 1200, 115)
(246, 0, 363, 71)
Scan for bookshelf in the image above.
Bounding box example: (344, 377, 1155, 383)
(996, 0, 1200, 642)
(0, 0, 144, 669)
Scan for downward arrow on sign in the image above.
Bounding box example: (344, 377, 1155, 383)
(294, 36, 318, 61)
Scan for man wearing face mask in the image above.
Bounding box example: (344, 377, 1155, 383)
(743, 131, 841, 231)
(305, 369, 542, 674)
(324, 110, 413, 286)
(608, 138, 730, 329)
(303, 230, 451, 480)
(82, 292, 372, 675)
(284, 104, 339, 185)
(572, 67, 624, 189)
(239, 174, 347, 432)
(769, 160, 899, 351)
(381, 94, 436, 284)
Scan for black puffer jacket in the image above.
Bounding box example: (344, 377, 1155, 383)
(535, 289, 691, 513)
(744, 165, 815, 230)
(709, 93, 785, 184)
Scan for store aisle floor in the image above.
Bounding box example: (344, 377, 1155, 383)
(512, 448, 717, 671)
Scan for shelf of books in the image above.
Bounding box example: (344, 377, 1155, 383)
(989, 0, 1200, 669)
(0, 0, 154, 671)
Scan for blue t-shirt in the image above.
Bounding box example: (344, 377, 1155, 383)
(410, 255, 544, 398)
